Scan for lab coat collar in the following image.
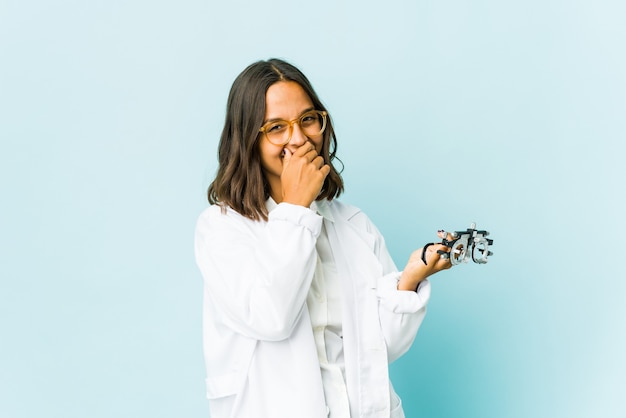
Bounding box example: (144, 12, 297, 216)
(311, 199, 334, 223)
(265, 198, 335, 223)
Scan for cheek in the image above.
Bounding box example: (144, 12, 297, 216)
(313, 135, 324, 154)
(259, 142, 284, 168)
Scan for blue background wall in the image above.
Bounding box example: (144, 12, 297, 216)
(1, 0, 624, 417)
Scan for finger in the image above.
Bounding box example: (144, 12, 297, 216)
(282, 148, 293, 164)
(305, 150, 318, 163)
(294, 142, 316, 157)
(437, 231, 459, 254)
(433, 243, 453, 262)
(422, 244, 442, 265)
(437, 229, 456, 241)
(312, 155, 325, 169)
(426, 246, 452, 271)
(437, 255, 453, 270)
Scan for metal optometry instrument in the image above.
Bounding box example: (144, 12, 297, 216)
(421, 222, 494, 266)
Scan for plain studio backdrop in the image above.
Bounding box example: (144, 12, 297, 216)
(1, 0, 624, 417)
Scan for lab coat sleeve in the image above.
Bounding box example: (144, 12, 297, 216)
(365, 216, 431, 363)
(377, 272, 430, 363)
(194, 203, 322, 341)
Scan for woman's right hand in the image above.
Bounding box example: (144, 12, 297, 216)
(280, 142, 330, 207)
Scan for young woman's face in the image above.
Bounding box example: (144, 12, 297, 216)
(258, 81, 324, 198)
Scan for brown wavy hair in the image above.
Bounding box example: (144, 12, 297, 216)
(207, 58, 344, 221)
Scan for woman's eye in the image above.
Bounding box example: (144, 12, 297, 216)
(300, 114, 317, 125)
(267, 123, 286, 133)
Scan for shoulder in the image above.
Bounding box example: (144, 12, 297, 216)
(196, 204, 261, 236)
(327, 200, 390, 256)
(197, 204, 233, 224)
(327, 199, 377, 232)
(327, 199, 361, 219)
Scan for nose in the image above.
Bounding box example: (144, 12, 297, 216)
(286, 123, 308, 148)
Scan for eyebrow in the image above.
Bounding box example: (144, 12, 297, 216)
(263, 107, 315, 124)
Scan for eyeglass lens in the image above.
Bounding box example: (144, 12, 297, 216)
(265, 111, 325, 145)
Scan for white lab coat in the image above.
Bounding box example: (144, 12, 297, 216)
(194, 199, 431, 418)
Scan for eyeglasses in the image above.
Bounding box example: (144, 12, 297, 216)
(259, 110, 328, 146)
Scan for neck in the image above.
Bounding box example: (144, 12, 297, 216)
(267, 176, 283, 204)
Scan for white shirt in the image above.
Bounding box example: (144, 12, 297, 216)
(308, 201, 350, 417)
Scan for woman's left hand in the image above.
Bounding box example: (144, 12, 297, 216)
(397, 235, 454, 291)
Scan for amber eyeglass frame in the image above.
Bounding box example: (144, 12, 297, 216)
(258, 110, 328, 146)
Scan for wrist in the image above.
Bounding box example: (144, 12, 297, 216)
(397, 272, 426, 291)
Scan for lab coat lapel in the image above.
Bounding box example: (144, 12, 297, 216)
(323, 202, 391, 417)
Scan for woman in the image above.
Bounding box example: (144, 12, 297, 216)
(194, 58, 453, 418)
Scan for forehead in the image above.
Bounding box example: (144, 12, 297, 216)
(264, 81, 313, 119)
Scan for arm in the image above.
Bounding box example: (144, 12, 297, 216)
(195, 203, 322, 341)
(361, 216, 447, 363)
